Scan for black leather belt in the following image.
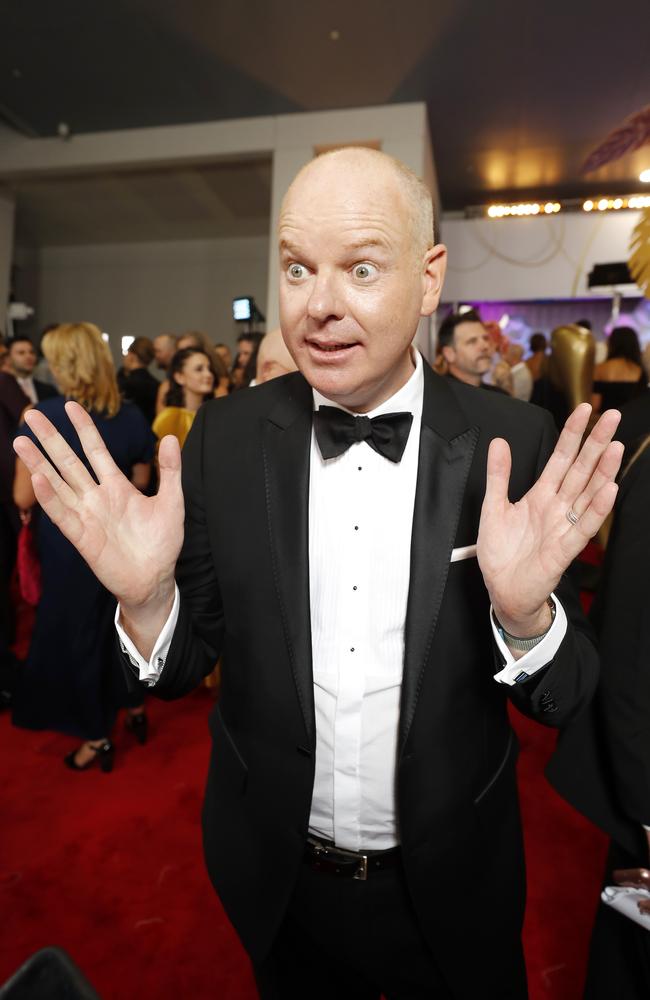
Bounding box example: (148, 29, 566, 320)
(304, 836, 401, 881)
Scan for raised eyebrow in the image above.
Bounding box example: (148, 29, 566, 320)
(341, 237, 391, 254)
(279, 238, 304, 258)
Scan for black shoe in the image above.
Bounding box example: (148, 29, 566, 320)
(125, 711, 148, 745)
(64, 740, 114, 773)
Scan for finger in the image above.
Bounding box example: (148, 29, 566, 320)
(563, 481, 618, 551)
(64, 401, 122, 483)
(535, 404, 593, 493)
(14, 435, 79, 508)
(30, 472, 84, 546)
(157, 435, 182, 499)
(483, 438, 512, 512)
(613, 868, 650, 887)
(566, 440, 624, 519)
(22, 408, 97, 496)
(556, 409, 622, 506)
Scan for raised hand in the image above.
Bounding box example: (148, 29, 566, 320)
(477, 404, 623, 637)
(13, 401, 184, 612)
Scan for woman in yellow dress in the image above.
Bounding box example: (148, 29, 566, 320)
(152, 347, 216, 448)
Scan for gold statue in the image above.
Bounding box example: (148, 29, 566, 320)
(548, 323, 595, 412)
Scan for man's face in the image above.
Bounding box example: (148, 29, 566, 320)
(153, 336, 176, 370)
(278, 157, 445, 412)
(9, 340, 37, 377)
(442, 322, 492, 382)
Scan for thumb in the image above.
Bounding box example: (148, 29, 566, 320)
(157, 435, 182, 498)
(484, 438, 512, 513)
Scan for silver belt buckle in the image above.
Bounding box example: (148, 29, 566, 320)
(354, 854, 368, 880)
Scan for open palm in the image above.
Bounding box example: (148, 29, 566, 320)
(14, 401, 184, 608)
(477, 404, 622, 631)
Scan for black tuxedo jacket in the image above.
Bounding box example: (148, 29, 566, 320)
(547, 446, 650, 861)
(134, 363, 598, 993)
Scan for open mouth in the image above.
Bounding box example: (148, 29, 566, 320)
(308, 341, 357, 353)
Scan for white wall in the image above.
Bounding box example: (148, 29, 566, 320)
(440, 210, 642, 303)
(38, 235, 270, 363)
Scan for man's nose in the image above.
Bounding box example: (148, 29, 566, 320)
(306, 270, 343, 323)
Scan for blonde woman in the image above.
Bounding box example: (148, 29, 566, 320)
(12, 323, 155, 771)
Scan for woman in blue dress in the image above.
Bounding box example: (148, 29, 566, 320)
(12, 323, 156, 771)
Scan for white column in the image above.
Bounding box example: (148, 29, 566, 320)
(0, 195, 15, 335)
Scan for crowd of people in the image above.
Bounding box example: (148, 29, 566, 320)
(435, 309, 650, 417)
(2, 147, 650, 998)
(0, 322, 295, 765)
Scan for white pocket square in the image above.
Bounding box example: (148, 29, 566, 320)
(450, 544, 477, 563)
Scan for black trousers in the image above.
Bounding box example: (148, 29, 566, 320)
(254, 856, 454, 999)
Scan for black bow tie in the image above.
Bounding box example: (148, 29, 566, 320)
(314, 406, 413, 463)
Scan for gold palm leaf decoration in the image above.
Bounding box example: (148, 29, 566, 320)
(629, 207, 650, 298)
(581, 104, 650, 174)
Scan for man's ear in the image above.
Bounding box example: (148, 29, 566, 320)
(440, 344, 455, 365)
(421, 244, 447, 317)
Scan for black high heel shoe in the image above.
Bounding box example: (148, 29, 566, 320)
(64, 740, 114, 773)
(125, 711, 148, 745)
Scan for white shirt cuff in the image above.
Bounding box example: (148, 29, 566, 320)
(491, 593, 568, 686)
(114, 585, 180, 687)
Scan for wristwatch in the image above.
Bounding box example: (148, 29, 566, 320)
(495, 597, 556, 652)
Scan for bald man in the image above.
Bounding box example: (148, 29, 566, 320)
(255, 328, 298, 384)
(16, 148, 621, 999)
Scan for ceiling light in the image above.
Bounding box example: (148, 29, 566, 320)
(639, 169, 650, 183)
(483, 200, 562, 219)
(583, 200, 594, 211)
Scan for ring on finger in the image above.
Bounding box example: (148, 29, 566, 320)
(566, 508, 580, 526)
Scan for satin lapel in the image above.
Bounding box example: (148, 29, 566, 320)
(399, 367, 479, 750)
(261, 374, 315, 745)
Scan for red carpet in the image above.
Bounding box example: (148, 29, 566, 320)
(0, 690, 257, 999)
(0, 693, 607, 999)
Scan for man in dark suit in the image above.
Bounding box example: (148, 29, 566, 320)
(615, 387, 650, 466)
(547, 440, 650, 998)
(15, 148, 623, 999)
(6, 335, 58, 404)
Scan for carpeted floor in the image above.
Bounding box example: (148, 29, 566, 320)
(0, 688, 607, 999)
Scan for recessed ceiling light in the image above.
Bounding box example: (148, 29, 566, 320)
(329, 29, 340, 41)
(640, 169, 650, 183)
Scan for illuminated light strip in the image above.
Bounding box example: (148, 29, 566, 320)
(482, 194, 650, 219)
(583, 195, 650, 212)
(486, 201, 560, 218)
